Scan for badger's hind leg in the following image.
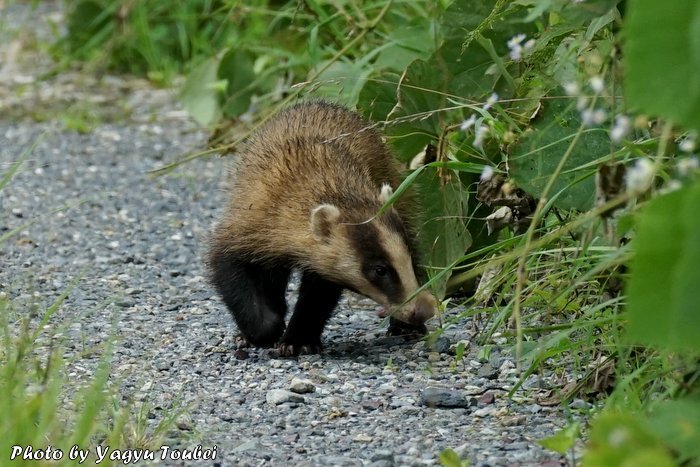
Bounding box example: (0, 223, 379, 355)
(279, 271, 342, 356)
(209, 254, 290, 347)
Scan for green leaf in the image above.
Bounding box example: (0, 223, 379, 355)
(508, 95, 606, 210)
(582, 412, 674, 467)
(649, 399, 700, 462)
(417, 168, 472, 299)
(218, 49, 257, 118)
(312, 60, 372, 108)
(358, 69, 435, 160)
(624, 0, 700, 130)
(180, 57, 222, 127)
(438, 448, 469, 467)
(538, 421, 579, 454)
(626, 182, 700, 352)
(374, 21, 437, 72)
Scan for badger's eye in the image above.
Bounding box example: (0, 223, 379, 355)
(375, 265, 388, 277)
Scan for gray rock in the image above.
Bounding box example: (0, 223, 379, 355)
(289, 376, 316, 394)
(371, 449, 394, 462)
(266, 389, 305, 405)
(477, 363, 498, 380)
(420, 387, 470, 408)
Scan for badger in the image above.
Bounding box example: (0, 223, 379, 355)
(208, 101, 437, 355)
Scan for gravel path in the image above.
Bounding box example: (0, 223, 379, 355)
(1, 5, 572, 467)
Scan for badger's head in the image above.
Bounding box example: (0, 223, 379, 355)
(308, 183, 437, 327)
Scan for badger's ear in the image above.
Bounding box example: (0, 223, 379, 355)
(378, 183, 393, 204)
(310, 204, 341, 241)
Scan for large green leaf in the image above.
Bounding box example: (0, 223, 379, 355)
(626, 181, 700, 352)
(374, 20, 437, 72)
(624, 0, 700, 130)
(218, 49, 257, 118)
(358, 70, 436, 161)
(508, 96, 606, 210)
(416, 168, 472, 299)
(582, 412, 675, 467)
(649, 399, 700, 462)
(180, 57, 222, 127)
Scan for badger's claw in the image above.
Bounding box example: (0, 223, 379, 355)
(234, 335, 253, 349)
(277, 342, 323, 357)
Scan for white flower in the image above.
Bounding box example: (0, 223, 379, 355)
(660, 179, 683, 195)
(483, 93, 499, 111)
(581, 108, 606, 127)
(507, 34, 526, 48)
(592, 109, 607, 124)
(480, 165, 495, 181)
(679, 137, 696, 153)
(576, 96, 589, 111)
(677, 157, 699, 176)
(589, 76, 605, 93)
(460, 114, 477, 132)
(626, 158, 655, 194)
(610, 115, 630, 143)
(473, 124, 489, 150)
(523, 39, 536, 51)
(508, 34, 528, 61)
(564, 81, 580, 96)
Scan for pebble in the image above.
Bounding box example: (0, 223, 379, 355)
(266, 389, 305, 405)
(289, 376, 316, 394)
(420, 387, 470, 408)
(478, 391, 496, 405)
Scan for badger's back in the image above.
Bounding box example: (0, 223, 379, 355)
(213, 101, 409, 263)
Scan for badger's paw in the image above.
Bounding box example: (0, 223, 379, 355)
(234, 335, 253, 349)
(387, 319, 428, 339)
(276, 341, 323, 357)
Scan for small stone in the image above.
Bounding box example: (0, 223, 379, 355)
(266, 389, 305, 405)
(432, 336, 451, 354)
(472, 406, 496, 418)
(427, 352, 441, 363)
(353, 433, 373, 443)
(361, 399, 384, 411)
(371, 450, 394, 462)
(477, 363, 498, 380)
(155, 360, 171, 371)
(478, 391, 495, 405)
(501, 415, 526, 426)
(234, 349, 249, 360)
(420, 387, 469, 408)
(289, 377, 316, 394)
(570, 398, 589, 410)
(176, 420, 192, 431)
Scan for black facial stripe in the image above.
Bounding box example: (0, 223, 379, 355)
(347, 222, 404, 304)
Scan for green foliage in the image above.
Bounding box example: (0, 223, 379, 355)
(509, 96, 606, 211)
(626, 182, 700, 352)
(648, 399, 700, 462)
(582, 412, 675, 467)
(538, 421, 579, 454)
(438, 448, 471, 467)
(625, 0, 700, 130)
(59, 0, 257, 81)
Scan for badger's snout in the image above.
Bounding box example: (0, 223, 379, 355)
(388, 291, 437, 325)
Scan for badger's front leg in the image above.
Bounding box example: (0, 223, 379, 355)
(209, 252, 290, 347)
(279, 271, 342, 356)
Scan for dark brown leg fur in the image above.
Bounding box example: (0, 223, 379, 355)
(209, 253, 290, 347)
(278, 271, 342, 356)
